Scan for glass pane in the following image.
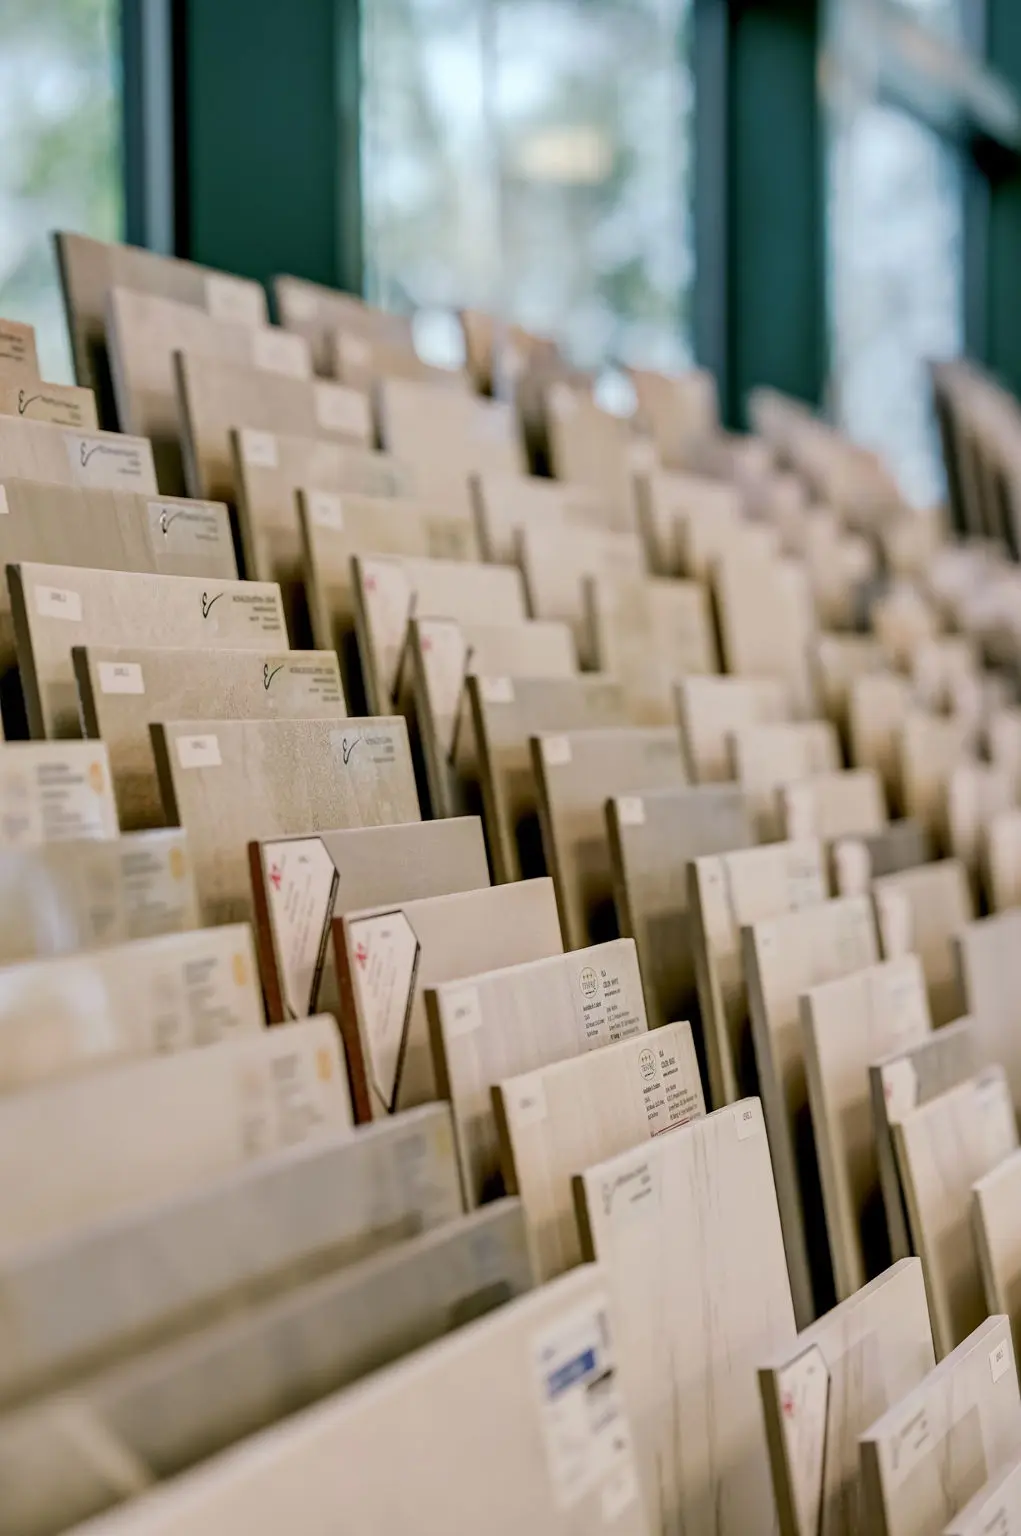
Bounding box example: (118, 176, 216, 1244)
(0, 0, 123, 382)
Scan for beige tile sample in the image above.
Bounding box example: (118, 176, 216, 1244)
(330, 325, 468, 392)
(153, 716, 420, 926)
(334, 877, 563, 1123)
(378, 375, 526, 509)
(576, 1099, 797, 1536)
(728, 720, 840, 840)
(0, 740, 118, 844)
(945, 761, 1015, 888)
(274, 274, 411, 373)
(472, 471, 617, 564)
(545, 384, 641, 515)
(848, 671, 913, 810)
(76, 644, 345, 828)
(801, 955, 932, 1298)
(984, 807, 1021, 911)
(899, 710, 973, 842)
(0, 1015, 351, 1256)
(635, 469, 743, 576)
(830, 821, 932, 898)
(0, 416, 156, 493)
(859, 1315, 1021, 1535)
(873, 859, 974, 1026)
(517, 524, 645, 667)
(712, 553, 816, 713)
(676, 673, 791, 783)
(691, 838, 829, 1109)
(0, 378, 97, 429)
(586, 573, 719, 725)
(744, 894, 879, 1325)
(495, 1019, 703, 1280)
(759, 1258, 935, 1536)
(973, 1149, 1021, 1366)
(429, 937, 648, 1208)
(814, 633, 886, 732)
(0, 317, 40, 379)
(957, 909, 1021, 1116)
(778, 767, 889, 845)
(944, 1453, 1021, 1535)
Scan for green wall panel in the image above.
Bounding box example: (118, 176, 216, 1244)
(987, 0, 1021, 396)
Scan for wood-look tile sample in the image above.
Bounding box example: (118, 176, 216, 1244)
(76, 644, 345, 829)
(274, 274, 412, 374)
(0, 317, 40, 379)
(0, 415, 157, 493)
(691, 838, 829, 1110)
(945, 1454, 1021, 1535)
(0, 1103, 460, 1409)
(859, 1315, 1021, 1535)
(848, 671, 913, 811)
(635, 469, 743, 576)
(778, 767, 889, 846)
(899, 710, 973, 844)
(0, 1015, 351, 1256)
(957, 909, 1021, 1116)
(532, 725, 687, 950)
(576, 1099, 797, 1536)
(676, 674, 791, 783)
(0, 921, 262, 1096)
(973, 1148, 1021, 1364)
(0, 1199, 531, 1536)
(0, 830, 198, 965)
(334, 877, 563, 1123)
(712, 552, 817, 714)
(801, 955, 933, 1298)
(0, 740, 118, 844)
(330, 325, 468, 393)
(251, 817, 490, 1023)
(0, 378, 97, 429)
(175, 351, 371, 503)
(495, 1019, 703, 1280)
(895, 1067, 1018, 1357)
(608, 783, 752, 1037)
(9, 563, 288, 740)
(831, 821, 932, 898)
(744, 894, 879, 1325)
(759, 1258, 935, 1536)
(628, 366, 719, 465)
(378, 376, 526, 511)
(517, 524, 645, 667)
(728, 720, 840, 840)
(984, 807, 1021, 911)
(678, 503, 780, 582)
(873, 859, 974, 1027)
(544, 385, 640, 515)
(429, 937, 648, 1209)
(586, 573, 718, 725)
(63, 1263, 648, 1536)
(153, 716, 420, 926)
(472, 471, 618, 564)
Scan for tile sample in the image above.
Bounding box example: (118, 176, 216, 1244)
(0, 317, 40, 379)
(0, 378, 97, 429)
(0, 415, 156, 493)
(274, 274, 411, 373)
(586, 573, 719, 725)
(944, 1454, 1021, 1536)
(898, 710, 973, 843)
(778, 767, 888, 846)
(973, 1148, 1021, 1365)
(873, 859, 974, 1026)
(984, 807, 1021, 911)
(331, 325, 468, 393)
(830, 820, 932, 898)
(813, 633, 886, 734)
(945, 761, 1014, 890)
(545, 384, 642, 515)
(728, 720, 840, 841)
(517, 524, 644, 667)
(712, 552, 817, 715)
(957, 910, 1021, 1116)
(676, 673, 791, 784)
(635, 469, 743, 577)
(0, 741, 118, 845)
(379, 376, 525, 515)
(848, 671, 913, 811)
(473, 471, 617, 564)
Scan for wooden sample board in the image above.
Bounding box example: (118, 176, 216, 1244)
(331, 326, 467, 392)
(635, 469, 743, 576)
(873, 859, 974, 1026)
(0, 1104, 460, 1408)
(153, 716, 420, 925)
(532, 725, 687, 950)
(744, 893, 879, 1325)
(0, 378, 97, 429)
(586, 573, 719, 725)
(779, 767, 888, 845)
(759, 1258, 935, 1536)
(0, 740, 119, 845)
(848, 671, 913, 810)
(728, 721, 839, 840)
(9, 563, 288, 740)
(274, 274, 412, 373)
(813, 633, 885, 733)
(676, 674, 790, 784)
(957, 910, 1021, 1117)
(801, 955, 933, 1298)
(544, 385, 639, 515)
(0, 1201, 531, 1536)
(495, 1019, 703, 1280)
(472, 471, 616, 564)
(428, 937, 648, 1208)
(63, 1264, 648, 1536)
(898, 710, 973, 843)
(945, 1454, 1021, 1535)
(378, 376, 526, 499)
(831, 820, 931, 898)
(334, 877, 563, 1122)
(0, 415, 156, 493)
(0, 1015, 351, 1255)
(251, 817, 490, 1022)
(973, 1148, 1021, 1365)
(0, 318, 40, 379)
(859, 1315, 1021, 1536)
(0, 829, 198, 965)
(712, 552, 816, 714)
(76, 644, 345, 828)
(576, 1099, 797, 1536)
(895, 1067, 1018, 1357)
(945, 761, 1014, 889)
(517, 524, 644, 667)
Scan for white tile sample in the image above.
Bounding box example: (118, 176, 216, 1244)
(957, 909, 1021, 1117)
(873, 860, 974, 1026)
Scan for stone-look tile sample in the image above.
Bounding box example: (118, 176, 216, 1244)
(0, 378, 97, 429)
(473, 471, 617, 564)
(0, 415, 156, 493)
(586, 573, 719, 726)
(690, 838, 829, 1110)
(898, 710, 974, 844)
(984, 807, 1021, 911)
(779, 768, 888, 846)
(334, 877, 563, 1124)
(759, 1259, 935, 1536)
(945, 762, 1014, 891)
(0, 921, 261, 1096)
(957, 910, 1021, 1117)
(728, 721, 840, 841)
(608, 784, 752, 1037)
(378, 376, 526, 514)
(0, 830, 198, 965)
(576, 1099, 797, 1536)
(175, 352, 371, 503)
(544, 384, 642, 517)
(712, 552, 817, 715)
(76, 644, 345, 829)
(274, 274, 412, 375)
(429, 937, 649, 1209)
(859, 1316, 1021, 1535)
(895, 1068, 1018, 1358)
(744, 894, 879, 1326)
(801, 956, 932, 1298)
(0, 1201, 531, 1536)
(330, 325, 469, 393)
(63, 1264, 648, 1536)
(0, 317, 40, 379)
(0, 1015, 351, 1256)
(9, 563, 287, 740)
(517, 523, 645, 667)
(873, 860, 974, 1027)
(830, 821, 931, 898)
(973, 1148, 1021, 1365)
(495, 1019, 703, 1280)
(251, 817, 490, 1023)
(676, 674, 791, 784)
(944, 1453, 1021, 1535)
(634, 469, 743, 577)
(532, 725, 687, 951)
(153, 716, 420, 927)
(813, 634, 886, 735)
(848, 671, 913, 811)
(0, 740, 119, 845)
(468, 673, 627, 884)
(0, 1104, 460, 1408)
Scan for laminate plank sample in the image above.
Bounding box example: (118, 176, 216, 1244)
(495, 1019, 703, 1279)
(576, 1099, 797, 1536)
(830, 821, 932, 898)
(973, 1148, 1021, 1363)
(472, 471, 617, 564)
(898, 710, 973, 844)
(712, 552, 817, 714)
(153, 716, 420, 926)
(0, 416, 156, 493)
(779, 768, 888, 846)
(859, 1315, 1021, 1535)
(957, 910, 1021, 1116)
(0, 740, 119, 844)
(0, 378, 97, 429)
(873, 859, 974, 1026)
(944, 1454, 1021, 1535)
(676, 674, 791, 783)
(0, 1015, 351, 1255)
(378, 376, 526, 512)
(274, 274, 411, 374)
(801, 955, 932, 1298)
(634, 469, 743, 576)
(76, 644, 345, 829)
(517, 524, 645, 667)
(848, 671, 913, 811)
(759, 1258, 935, 1536)
(0, 317, 40, 379)
(334, 877, 563, 1122)
(429, 937, 648, 1208)
(744, 894, 879, 1325)
(586, 573, 719, 725)
(728, 721, 840, 841)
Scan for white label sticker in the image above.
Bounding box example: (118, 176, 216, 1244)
(204, 272, 264, 328)
(570, 955, 645, 1049)
(878, 889, 914, 958)
(775, 1345, 830, 1536)
(239, 428, 278, 469)
(65, 433, 150, 488)
(0, 486, 8, 516)
(307, 490, 344, 530)
(175, 733, 222, 770)
(835, 838, 871, 897)
(443, 984, 483, 1040)
(250, 327, 308, 378)
(347, 910, 419, 1112)
(97, 661, 145, 696)
(480, 675, 515, 705)
(420, 619, 469, 756)
(361, 558, 413, 700)
(735, 1101, 761, 1140)
(991, 1338, 1012, 1384)
(510, 1076, 548, 1128)
(637, 1036, 703, 1137)
(314, 382, 370, 438)
(262, 837, 339, 1019)
(616, 796, 646, 828)
(543, 735, 572, 768)
(35, 584, 82, 622)
(881, 1057, 919, 1126)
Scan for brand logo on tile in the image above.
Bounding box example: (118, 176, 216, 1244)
(579, 967, 598, 999)
(781, 1393, 796, 1419)
(355, 940, 369, 968)
(340, 735, 361, 765)
(201, 591, 224, 619)
(316, 1047, 333, 1081)
(158, 508, 185, 536)
(639, 1048, 656, 1080)
(263, 662, 284, 691)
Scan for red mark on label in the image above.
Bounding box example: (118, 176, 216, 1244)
(355, 941, 369, 968)
(269, 864, 282, 891)
(366, 576, 377, 593)
(782, 1394, 795, 1419)
(422, 636, 432, 652)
